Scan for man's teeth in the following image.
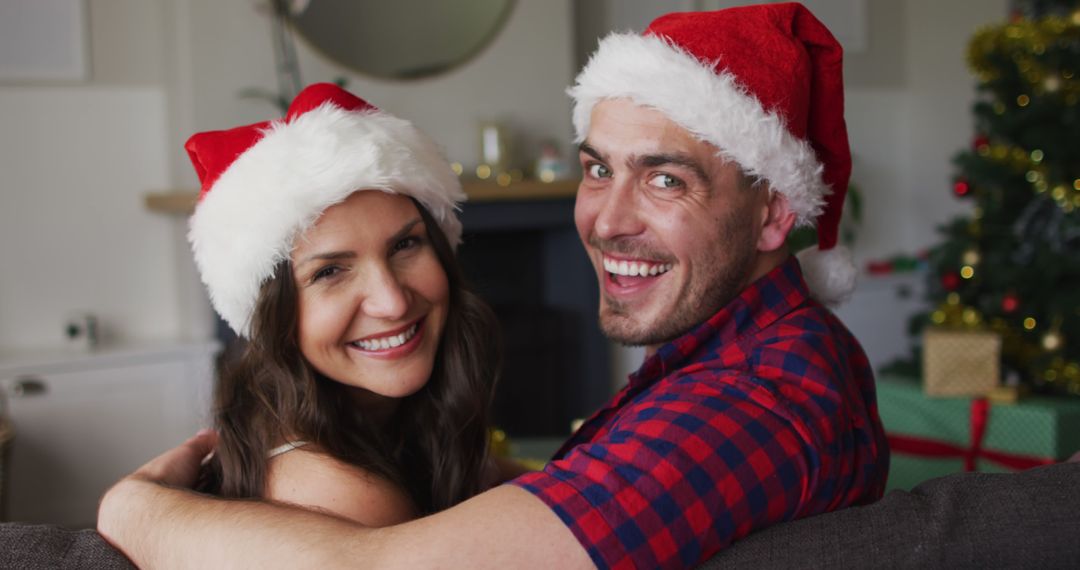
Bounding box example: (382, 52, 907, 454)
(353, 323, 418, 351)
(603, 257, 672, 277)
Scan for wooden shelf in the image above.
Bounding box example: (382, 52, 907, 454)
(144, 192, 198, 214)
(144, 179, 578, 215)
(461, 179, 578, 202)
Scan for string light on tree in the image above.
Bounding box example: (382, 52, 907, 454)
(1042, 330, 1064, 351)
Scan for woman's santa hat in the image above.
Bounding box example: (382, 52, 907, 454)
(570, 2, 856, 304)
(186, 83, 465, 337)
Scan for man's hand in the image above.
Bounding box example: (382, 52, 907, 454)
(97, 430, 217, 563)
(129, 429, 217, 487)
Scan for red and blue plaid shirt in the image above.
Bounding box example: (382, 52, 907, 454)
(512, 256, 889, 569)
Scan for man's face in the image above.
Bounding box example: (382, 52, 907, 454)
(574, 99, 766, 350)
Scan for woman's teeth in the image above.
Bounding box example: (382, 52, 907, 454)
(603, 257, 673, 277)
(352, 323, 419, 351)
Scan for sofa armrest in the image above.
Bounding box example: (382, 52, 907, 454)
(0, 523, 134, 570)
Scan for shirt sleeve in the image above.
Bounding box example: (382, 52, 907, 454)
(510, 372, 818, 569)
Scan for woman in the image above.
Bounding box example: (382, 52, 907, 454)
(186, 83, 500, 524)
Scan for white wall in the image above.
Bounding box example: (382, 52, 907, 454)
(0, 87, 177, 348)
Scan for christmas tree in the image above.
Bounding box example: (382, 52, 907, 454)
(905, 1, 1080, 396)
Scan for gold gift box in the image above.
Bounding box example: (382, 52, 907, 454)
(922, 328, 1002, 397)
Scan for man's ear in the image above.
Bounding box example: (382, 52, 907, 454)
(757, 191, 797, 253)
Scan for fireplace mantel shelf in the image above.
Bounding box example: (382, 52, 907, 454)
(144, 179, 579, 215)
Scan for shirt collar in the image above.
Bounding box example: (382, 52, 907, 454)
(627, 255, 812, 388)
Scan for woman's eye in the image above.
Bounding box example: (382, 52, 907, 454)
(647, 173, 683, 189)
(392, 236, 421, 254)
(312, 265, 341, 282)
(587, 163, 611, 179)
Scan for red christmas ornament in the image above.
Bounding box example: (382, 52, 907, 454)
(942, 272, 961, 291)
(973, 134, 990, 151)
(1002, 292, 1020, 313)
(953, 179, 972, 197)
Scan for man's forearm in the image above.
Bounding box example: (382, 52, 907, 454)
(98, 478, 376, 569)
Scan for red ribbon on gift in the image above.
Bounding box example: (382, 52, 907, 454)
(886, 397, 1056, 472)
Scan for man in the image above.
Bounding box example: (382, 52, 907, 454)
(98, 5, 887, 568)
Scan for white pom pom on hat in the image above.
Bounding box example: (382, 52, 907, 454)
(569, 3, 857, 304)
(186, 83, 465, 337)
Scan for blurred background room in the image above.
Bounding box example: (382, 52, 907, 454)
(2, 0, 1077, 528)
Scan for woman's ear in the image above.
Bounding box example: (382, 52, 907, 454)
(757, 191, 797, 253)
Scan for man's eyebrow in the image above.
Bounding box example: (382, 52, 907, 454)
(637, 153, 711, 184)
(578, 142, 604, 162)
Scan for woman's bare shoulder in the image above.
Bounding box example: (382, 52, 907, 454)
(264, 445, 417, 526)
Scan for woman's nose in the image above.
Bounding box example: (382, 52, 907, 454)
(360, 267, 410, 320)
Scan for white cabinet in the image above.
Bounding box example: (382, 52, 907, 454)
(0, 341, 218, 527)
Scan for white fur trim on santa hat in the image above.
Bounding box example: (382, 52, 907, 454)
(569, 32, 829, 228)
(188, 103, 464, 337)
(796, 244, 857, 306)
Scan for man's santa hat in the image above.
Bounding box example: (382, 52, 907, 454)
(570, 2, 856, 304)
(186, 83, 465, 337)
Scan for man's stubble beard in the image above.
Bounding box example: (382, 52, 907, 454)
(597, 213, 757, 347)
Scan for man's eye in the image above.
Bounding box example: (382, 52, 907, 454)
(587, 163, 612, 179)
(647, 173, 683, 189)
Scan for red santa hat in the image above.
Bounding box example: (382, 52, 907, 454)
(186, 83, 465, 337)
(569, 2, 856, 304)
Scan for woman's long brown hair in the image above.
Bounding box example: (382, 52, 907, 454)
(198, 199, 500, 515)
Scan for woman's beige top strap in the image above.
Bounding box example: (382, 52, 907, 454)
(267, 440, 309, 459)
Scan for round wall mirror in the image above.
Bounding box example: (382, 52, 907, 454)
(288, 0, 516, 80)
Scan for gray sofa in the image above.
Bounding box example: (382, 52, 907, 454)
(3, 462, 1079, 569)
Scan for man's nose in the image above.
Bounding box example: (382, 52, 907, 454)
(360, 266, 410, 320)
(593, 181, 644, 240)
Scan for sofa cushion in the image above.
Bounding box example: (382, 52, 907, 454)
(703, 461, 1080, 569)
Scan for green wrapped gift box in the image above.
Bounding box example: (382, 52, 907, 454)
(876, 375, 1080, 490)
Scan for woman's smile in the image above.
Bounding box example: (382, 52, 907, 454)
(347, 316, 426, 358)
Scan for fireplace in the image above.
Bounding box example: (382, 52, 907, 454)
(458, 198, 611, 438)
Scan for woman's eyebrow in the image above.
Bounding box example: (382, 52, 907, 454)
(295, 250, 355, 269)
(385, 217, 423, 248)
(296, 217, 424, 269)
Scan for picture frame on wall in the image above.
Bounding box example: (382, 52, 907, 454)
(0, 0, 88, 81)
